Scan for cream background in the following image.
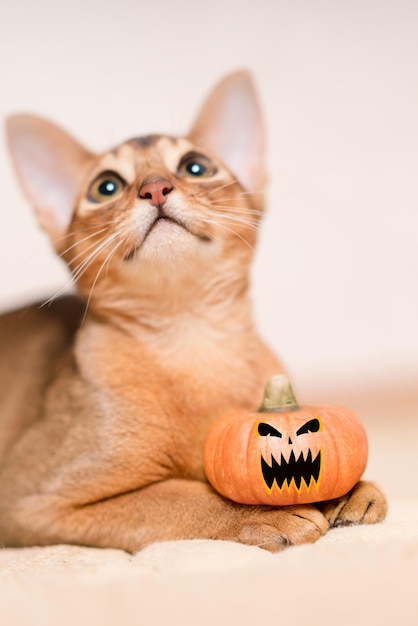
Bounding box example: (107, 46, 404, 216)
(0, 0, 417, 396)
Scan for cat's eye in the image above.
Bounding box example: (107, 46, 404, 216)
(178, 153, 217, 179)
(87, 171, 126, 203)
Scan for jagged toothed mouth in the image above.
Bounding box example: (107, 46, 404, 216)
(261, 449, 321, 492)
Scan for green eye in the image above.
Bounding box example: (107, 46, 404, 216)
(178, 153, 217, 178)
(88, 171, 126, 203)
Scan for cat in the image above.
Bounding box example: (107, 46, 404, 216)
(0, 71, 387, 552)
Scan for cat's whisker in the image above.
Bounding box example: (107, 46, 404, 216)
(207, 204, 264, 217)
(81, 238, 125, 325)
(58, 228, 110, 259)
(40, 276, 80, 307)
(208, 179, 241, 195)
(43, 231, 123, 307)
(54, 221, 115, 243)
(66, 230, 118, 268)
(235, 189, 265, 197)
(40, 286, 74, 308)
(40, 249, 108, 306)
(208, 218, 258, 233)
(200, 217, 255, 253)
(70, 231, 122, 282)
(60, 231, 122, 306)
(73, 232, 119, 271)
(206, 210, 260, 231)
(40, 251, 104, 307)
(208, 204, 260, 224)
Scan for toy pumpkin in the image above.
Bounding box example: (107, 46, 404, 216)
(203, 374, 368, 506)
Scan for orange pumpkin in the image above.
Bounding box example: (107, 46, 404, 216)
(204, 375, 368, 505)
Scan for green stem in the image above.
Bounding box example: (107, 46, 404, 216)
(258, 374, 300, 413)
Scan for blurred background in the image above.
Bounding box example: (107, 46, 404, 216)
(0, 0, 417, 400)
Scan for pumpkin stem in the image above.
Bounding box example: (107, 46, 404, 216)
(258, 374, 300, 412)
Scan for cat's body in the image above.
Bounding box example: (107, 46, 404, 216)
(0, 72, 386, 551)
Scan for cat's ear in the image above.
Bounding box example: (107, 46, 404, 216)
(6, 114, 94, 243)
(188, 71, 266, 191)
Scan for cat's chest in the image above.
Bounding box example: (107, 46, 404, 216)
(67, 317, 277, 493)
(75, 319, 266, 441)
(78, 313, 259, 391)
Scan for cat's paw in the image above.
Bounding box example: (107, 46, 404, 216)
(235, 504, 329, 552)
(318, 480, 388, 528)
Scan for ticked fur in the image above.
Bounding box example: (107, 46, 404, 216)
(0, 72, 387, 552)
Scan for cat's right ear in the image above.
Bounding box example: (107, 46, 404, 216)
(188, 71, 266, 192)
(6, 114, 94, 244)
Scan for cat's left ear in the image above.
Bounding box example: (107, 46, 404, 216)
(6, 114, 94, 244)
(188, 71, 266, 191)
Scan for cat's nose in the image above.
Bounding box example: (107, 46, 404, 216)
(138, 179, 173, 207)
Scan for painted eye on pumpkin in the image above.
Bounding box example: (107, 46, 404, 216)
(257, 423, 282, 438)
(88, 171, 126, 203)
(177, 152, 217, 178)
(296, 419, 321, 436)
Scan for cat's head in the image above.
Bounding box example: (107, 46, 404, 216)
(6, 72, 266, 306)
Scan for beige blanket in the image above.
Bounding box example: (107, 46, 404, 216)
(0, 385, 417, 626)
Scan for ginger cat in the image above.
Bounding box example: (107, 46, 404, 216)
(0, 72, 387, 552)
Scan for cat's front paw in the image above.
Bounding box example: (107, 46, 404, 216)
(234, 504, 329, 552)
(318, 480, 388, 528)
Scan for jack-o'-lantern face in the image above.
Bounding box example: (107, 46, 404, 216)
(256, 417, 322, 494)
(203, 374, 369, 506)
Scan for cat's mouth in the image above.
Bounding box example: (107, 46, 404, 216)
(153, 216, 176, 227)
(123, 215, 209, 261)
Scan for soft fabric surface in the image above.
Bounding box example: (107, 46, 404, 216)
(0, 384, 417, 626)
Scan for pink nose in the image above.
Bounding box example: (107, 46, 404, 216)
(139, 179, 173, 207)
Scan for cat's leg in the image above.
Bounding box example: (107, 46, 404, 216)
(1, 479, 328, 553)
(317, 481, 388, 527)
